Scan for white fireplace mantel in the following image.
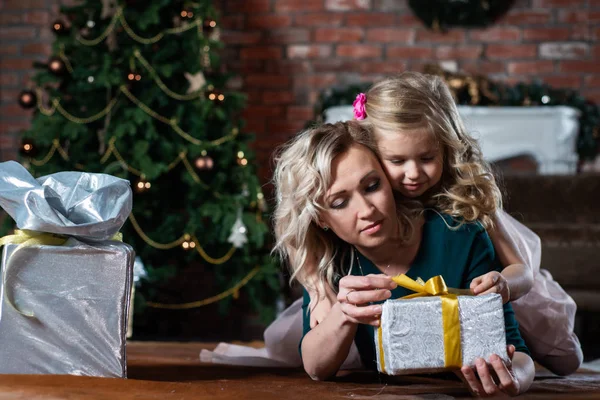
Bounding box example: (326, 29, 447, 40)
(323, 105, 580, 175)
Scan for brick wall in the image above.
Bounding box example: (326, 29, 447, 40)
(1, 0, 599, 182)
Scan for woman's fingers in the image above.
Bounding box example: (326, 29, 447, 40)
(339, 274, 397, 292)
(489, 354, 519, 396)
(506, 344, 515, 360)
(460, 365, 484, 396)
(475, 358, 499, 396)
(340, 302, 381, 320)
(342, 289, 392, 305)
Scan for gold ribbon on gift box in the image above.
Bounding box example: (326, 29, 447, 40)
(377, 274, 471, 374)
(0, 229, 122, 318)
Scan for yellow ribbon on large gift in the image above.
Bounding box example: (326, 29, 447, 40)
(0, 229, 122, 318)
(377, 274, 471, 373)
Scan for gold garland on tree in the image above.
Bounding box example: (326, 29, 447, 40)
(19, 6, 261, 309)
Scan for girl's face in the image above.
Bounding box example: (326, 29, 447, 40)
(319, 144, 398, 252)
(376, 127, 444, 199)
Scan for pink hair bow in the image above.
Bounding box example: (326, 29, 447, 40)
(353, 93, 367, 120)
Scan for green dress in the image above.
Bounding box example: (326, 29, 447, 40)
(301, 210, 529, 370)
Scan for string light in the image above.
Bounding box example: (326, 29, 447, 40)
(127, 73, 141, 81)
(58, 47, 74, 74)
(128, 213, 237, 264)
(194, 150, 214, 171)
(181, 239, 196, 250)
(31, 85, 238, 147)
(76, 7, 202, 47)
(29, 136, 235, 197)
(135, 177, 151, 193)
(146, 266, 260, 309)
(29, 139, 69, 166)
(237, 150, 248, 166)
(133, 49, 203, 101)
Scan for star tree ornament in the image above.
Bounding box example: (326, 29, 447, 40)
(227, 208, 248, 248)
(184, 71, 205, 93)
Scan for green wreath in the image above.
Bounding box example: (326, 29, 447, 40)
(408, 0, 515, 31)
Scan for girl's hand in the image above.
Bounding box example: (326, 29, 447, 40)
(470, 271, 510, 303)
(458, 345, 520, 397)
(337, 274, 397, 327)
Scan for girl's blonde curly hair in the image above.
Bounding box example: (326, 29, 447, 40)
(272, 121, 418, 295)
(363, 71, 501, 229)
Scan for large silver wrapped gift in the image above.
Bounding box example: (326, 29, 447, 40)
(0, 161, 134, 377)
(375, 275, 509, 375)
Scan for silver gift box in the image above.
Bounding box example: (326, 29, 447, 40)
(0, 240, 133, 377)
(375, 293, 509, 375)
(0, 161, 134, 377)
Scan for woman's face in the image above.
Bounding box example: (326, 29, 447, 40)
(319, 144, 398, 251)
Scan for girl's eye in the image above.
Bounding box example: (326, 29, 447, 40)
(390, 159, 404, 165)
(366, 179, 380, 193)
(421, 156, 435, 162)
(330, 199, 347, 209)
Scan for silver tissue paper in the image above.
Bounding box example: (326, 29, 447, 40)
(375, 293, 509, 375)
(0, 161, 134, 377)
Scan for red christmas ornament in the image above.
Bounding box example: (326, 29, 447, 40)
(18, 90, 37, 109)
(52, 20, 69, 35)
(48, 56, 67, 76)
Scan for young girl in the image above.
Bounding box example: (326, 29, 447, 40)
(354, 71, 582, 376)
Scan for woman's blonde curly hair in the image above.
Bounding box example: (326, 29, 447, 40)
(272, 121, 418, 295)
(363, 71, 501, 229)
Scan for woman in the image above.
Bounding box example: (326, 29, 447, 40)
(272, 121, 535, 397)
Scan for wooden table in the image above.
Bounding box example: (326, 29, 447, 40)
(0, 342, 599, 399)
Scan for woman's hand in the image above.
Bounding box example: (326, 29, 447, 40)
(458, 345, 521, 397)
(470, 271, 510, 303)
(337, 274, 397, 326)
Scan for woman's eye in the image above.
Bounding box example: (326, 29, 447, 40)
(421, 156, 435, 162)
(390, 159, 404, 165)
(366, 180, 380, 192)
(330, 199, 347, 209)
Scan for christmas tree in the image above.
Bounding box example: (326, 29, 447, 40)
(11, 0, 280, 338)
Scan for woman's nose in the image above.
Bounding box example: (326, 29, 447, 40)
(356, 195, 375, 218)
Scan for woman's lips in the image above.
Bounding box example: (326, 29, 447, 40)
(361, 221, 382, 235)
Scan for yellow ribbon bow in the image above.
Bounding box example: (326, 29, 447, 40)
(0, 229, 122, 318)
(378, 274, 469, 373)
